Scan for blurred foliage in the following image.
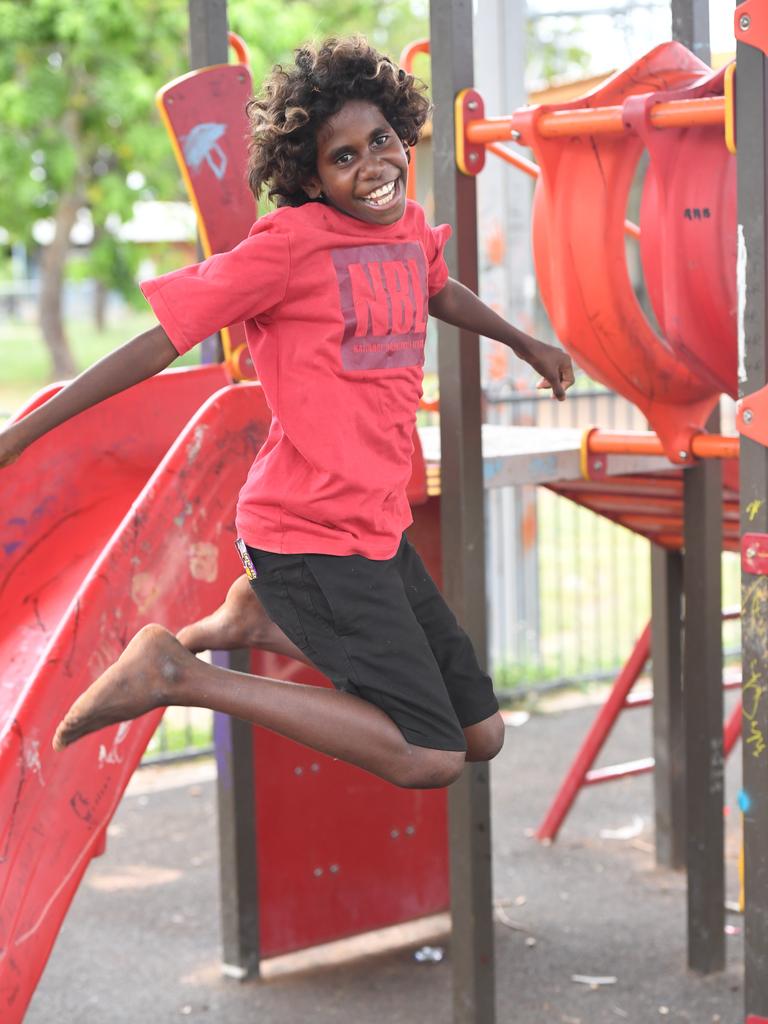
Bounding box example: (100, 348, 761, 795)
(0, 0, 428, 293)
(526, 17, 592, 91)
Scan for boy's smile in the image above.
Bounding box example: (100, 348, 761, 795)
(305, 100, 409, 225)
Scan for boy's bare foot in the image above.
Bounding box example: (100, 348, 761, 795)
(52, 624, 189, 751)
(176, 574, 306, 662)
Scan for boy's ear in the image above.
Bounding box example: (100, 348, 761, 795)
(303, 177, 324, 200)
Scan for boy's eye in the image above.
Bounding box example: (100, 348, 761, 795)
(373, 134, 389, 147)
(335, 152, 354, 165)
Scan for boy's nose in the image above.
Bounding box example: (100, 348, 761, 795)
(360, 153, 385, 179)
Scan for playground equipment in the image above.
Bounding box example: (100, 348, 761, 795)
(3, 0, 767, 1020)
(427, 0, 768, 1019)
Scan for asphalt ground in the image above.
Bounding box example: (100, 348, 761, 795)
(27, 694, 744, 1024)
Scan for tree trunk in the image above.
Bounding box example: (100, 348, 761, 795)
(94, 278, 108, 332)
(39, 190, 80, 379)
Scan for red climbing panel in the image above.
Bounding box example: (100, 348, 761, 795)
(157, 55, 257, 379)
(633, 61, 736, 397)
(521, 42, 729, 461)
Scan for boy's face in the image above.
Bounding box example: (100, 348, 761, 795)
(305, 100, 409, 225)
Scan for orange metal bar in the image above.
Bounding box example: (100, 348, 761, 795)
(486, 141, 538, 178)
(486, 142, 640, 239)
(399, 39, 430, 202)
(227, 31, 249, 66)
(466, 95, 726, 144)
(585, 429, 739, 459)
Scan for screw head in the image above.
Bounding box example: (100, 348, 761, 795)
(467, 100, 478, 111)
(743, 408, 754, 424)
(747, 545, 758, 560)
(678, 450, 689, 460)
(468, 151, 479, 163)
(740, 12, 751, 30)
(592, 459, 603, 471)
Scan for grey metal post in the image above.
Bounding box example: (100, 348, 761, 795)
(667, 0, 726, 974)
(214, 651, 260, 979)
(187, 0, 261, 979)
(188, 0, 227, 363)
(430, 2, 496, 1022)
(736, 2, 768, 1015)
(681, 435, 725, 974)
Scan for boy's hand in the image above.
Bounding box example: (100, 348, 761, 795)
(527, 341, 575, 401)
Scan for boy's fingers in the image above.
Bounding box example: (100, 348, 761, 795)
(535, 378, 551, 390)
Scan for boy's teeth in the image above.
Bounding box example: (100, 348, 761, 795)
(364, 180, 396, 205)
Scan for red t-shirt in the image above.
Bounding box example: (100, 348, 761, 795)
(140, 199, 451, 559)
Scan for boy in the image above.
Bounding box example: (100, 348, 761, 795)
(0, 37, 573, 787)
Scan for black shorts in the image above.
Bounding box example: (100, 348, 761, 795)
(241, 534, 499, 752)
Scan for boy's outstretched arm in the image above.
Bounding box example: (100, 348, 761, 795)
(0, 324, 178, 468)
(428, 277, 575, 400)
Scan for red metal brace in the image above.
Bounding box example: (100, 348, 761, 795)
(735, 1, 768, 57)
(743, 533, 768, 574)
(738, 383, 768, 446)
(454, 88, 486, 175)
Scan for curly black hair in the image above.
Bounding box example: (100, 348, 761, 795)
(246, 36, 430, 207)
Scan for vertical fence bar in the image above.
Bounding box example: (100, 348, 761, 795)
(736, 3, 768, 1015)
(430, 2, 496, 1021)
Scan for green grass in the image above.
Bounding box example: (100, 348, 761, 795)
(145, 707, 214, 759)
(0, 311, 198, 419)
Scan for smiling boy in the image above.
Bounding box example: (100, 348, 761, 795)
(0, 38, 573, 787)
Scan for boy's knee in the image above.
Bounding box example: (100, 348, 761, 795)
(393, 747, 465, 789)
(465, 713, 506, 762)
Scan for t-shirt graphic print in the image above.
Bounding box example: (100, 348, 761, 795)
(332, 242, 428, 371)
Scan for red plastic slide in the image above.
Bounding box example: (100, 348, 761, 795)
(0, 365, 270, 1020)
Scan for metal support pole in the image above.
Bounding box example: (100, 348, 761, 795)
(187, 0, 260, 980)
(682, 430, 725, 973)
(214, 652, 260, 979)
(430, 2, 495, 1022)
(669, 0, 725, 974)
(651, 545, 686, 869)
(188, 0, 227, 363)
(736, 4, 768, 1015)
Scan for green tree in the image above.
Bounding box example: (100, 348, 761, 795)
(0, 0, 189, 376)
(0, 0, 427, 378)
(526, 17, 592, 92)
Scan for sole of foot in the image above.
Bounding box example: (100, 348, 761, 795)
(52, 624, 189, 752)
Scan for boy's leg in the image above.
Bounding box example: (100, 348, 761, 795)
(52, 625, 464, 789)
(397, 536, 505, 762)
